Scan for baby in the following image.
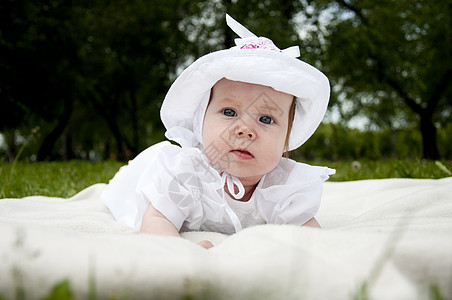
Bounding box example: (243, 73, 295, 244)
(101, 15, 335, 249)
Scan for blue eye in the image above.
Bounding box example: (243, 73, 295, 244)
(223, 108, 237, 117)
(259, 115, 274, 124)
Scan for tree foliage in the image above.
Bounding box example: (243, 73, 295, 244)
(74, 0, 192, 160)
(316, 0, 452, 159)
(1, 0, 194, 160)
(0, 0, 80, 160)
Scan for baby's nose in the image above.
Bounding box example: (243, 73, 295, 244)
(236, 125, 256, 140)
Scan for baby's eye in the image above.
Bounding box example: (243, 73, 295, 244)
(259, 115, 274, 124)
(223, 108, 237, 117)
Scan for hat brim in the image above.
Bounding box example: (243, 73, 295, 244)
(160, 48, 330, 151)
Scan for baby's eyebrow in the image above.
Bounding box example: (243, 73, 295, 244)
(214, 97, 241, 107)
(259, 101, 281, 114)
(248, 100, 284, 117)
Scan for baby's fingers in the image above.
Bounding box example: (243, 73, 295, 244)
(197, 240, 214, 249)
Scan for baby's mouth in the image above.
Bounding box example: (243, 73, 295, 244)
(230, 149, 254, 160)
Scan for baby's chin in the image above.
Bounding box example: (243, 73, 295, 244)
(208, 156, 278, 184)
(222, 168, 267, 186)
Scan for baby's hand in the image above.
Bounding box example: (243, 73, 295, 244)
(197, 240, 214, 249)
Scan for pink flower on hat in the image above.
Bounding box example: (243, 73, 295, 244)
(227, 14, 300, 58)
(239, 37, 282, 52)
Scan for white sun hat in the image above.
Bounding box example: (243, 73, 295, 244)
(160, 14, 330, 151)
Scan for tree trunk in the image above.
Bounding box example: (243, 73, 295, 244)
(420, 114, 440, 160)
(64, 132, 75, 160)
(88, 89, 129, 161)
(37, 99, 73, 161)
(384, 119, 398, 159)
(109, 120, 126, 161)
(5, 130, 17, 162)
(130, 86, 138, 157)
(390, 127, 398, 159)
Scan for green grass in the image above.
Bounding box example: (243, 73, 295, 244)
(303, 159, 452, 181)
(0, 160, 123, 198)
(1, 159, 451, 199)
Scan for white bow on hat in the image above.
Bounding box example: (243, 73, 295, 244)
(226, 14, 301, 58)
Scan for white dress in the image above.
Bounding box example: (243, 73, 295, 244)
(101, 141, 335, 234)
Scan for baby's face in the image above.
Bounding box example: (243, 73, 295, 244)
(202, 78, 293, 186)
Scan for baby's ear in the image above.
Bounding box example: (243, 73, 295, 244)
(283, 151, 291, 159)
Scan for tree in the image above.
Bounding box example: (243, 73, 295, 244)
(0, 0, 194, 160)
(317, 0, 451, 159)
(0, 0, 80, 160)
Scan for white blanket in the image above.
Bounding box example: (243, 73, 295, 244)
(1, 178, 451, 300)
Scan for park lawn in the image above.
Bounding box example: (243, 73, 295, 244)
(1, 159, 451, 199)
(0, 160, 123, 199)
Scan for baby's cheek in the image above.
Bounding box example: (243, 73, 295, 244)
(202, 129, 218, 151)
(265, 147, 285, 167)
(267, 155, 282, 171)
(202, 135, 225, 166)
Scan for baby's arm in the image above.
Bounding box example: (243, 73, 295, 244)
(140, 204, 214, 249)
(303, 217, 321, 228)
(140, 203, 181, 237)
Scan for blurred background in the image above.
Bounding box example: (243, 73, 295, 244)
(1, 0, 451, 162)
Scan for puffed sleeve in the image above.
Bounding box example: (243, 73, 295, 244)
(101, 141, 203, 231)
(255, 158, 335, 226)
(101, 141, 172, 229)
(135, 145, 204, 232)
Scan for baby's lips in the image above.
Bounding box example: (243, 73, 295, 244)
(230, 149, 254, 159)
